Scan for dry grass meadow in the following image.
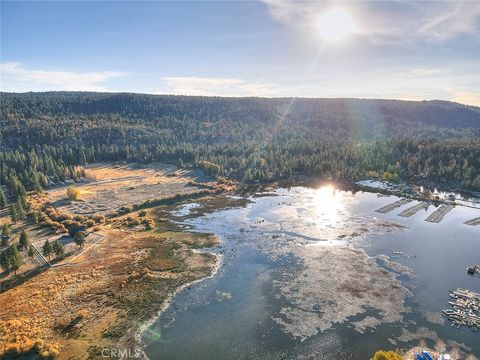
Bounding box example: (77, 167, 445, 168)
(0, 163, 225, 359)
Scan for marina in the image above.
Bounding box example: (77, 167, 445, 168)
(398, 202, 429, 217)
(424, 204, 454, 223)
(464, 216, 480, 226)
(375, 198, 412, 213)
(443, 289, 480, 332)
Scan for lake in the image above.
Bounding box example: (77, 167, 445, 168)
(143, 186, 480, 359)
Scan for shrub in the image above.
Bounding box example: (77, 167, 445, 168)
(76, 309, 89, 319)
(55, 212, 73, 222)
(66, 187, 80, 201)
(128, 219, 140, 226)
(61, 219, 73, 227)
(382, 172, 399, 182)
(372, 350, 403, 360)
(35, 211, 46, 223)
(3, 337, 59, 358)
(73, 215, 86, 222)
(44, 208, 57, 219)
(119, 206, 133, 214)
(91, 214, 105, 223)
(50, 221, 63, 229)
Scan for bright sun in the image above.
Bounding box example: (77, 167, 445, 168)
(316, 8, 358, 41)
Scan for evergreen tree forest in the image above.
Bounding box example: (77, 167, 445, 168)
(1, 92, 479, 202)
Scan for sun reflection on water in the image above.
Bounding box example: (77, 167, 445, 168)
(313, 184, 344, 227)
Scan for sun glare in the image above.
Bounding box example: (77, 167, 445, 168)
(316, 8, 358, 41)
(314, 184, 342, 226)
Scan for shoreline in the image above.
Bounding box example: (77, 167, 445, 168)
(237, 177, 480, 210)
(133, 249, 224, 360)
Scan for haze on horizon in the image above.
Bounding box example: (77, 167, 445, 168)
(1, 0, 479, 106)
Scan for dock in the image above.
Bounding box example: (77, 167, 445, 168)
(464, 217, 480, 226)
(398, 202, 429, 217)
(425, 204, 454, 223)
(375, 198, 412, 214)
(443, 288, 480, 332)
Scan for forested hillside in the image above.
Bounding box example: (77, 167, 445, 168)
(1, 92, 479, 205)
(2, 93, 480, 145)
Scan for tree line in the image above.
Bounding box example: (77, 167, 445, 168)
(0, 92, 479, 197)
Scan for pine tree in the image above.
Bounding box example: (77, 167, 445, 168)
(15, 199, 26, 220)
(52, 239, 65, 258)
(10, 205, 17, 223)
(2, 224, 10, 239)
(34, 210, 43, 224)
(74, 231, 86, 248)
(42, 239, 52, 260)
(28, 244, 34, 257)
(19, 230, 29, 250)
(8, 245, 22, 275)
(79, 150, 87, 165)
(0, 188, 6, 208)
(19, 195, 28, 211)
(0, 250, 10, 272)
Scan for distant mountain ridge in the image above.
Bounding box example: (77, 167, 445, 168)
(1, 92, 479, 143)
(1, 92, 479, 191)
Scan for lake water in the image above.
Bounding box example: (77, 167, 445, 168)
(143, 187, 480, 360)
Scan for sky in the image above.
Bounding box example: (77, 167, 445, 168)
(1, 0, 479, 105)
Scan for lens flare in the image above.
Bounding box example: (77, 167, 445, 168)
(316, 8, 358, 41)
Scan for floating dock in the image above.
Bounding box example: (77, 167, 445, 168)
(375, 198, 412, 214)
(443, 288, 480, 332)
(464, 217, 480, 226)
(398, 202, 429, 217)
(425, 204, 454, 223)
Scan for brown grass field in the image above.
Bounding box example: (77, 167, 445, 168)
(0, 163, 224, 359)
(46, 162, 209, 216)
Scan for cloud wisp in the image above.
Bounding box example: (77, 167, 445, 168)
(419, 1, 480, 41)
(161, 76, 278, 97)
(2, 62, 479, 106)
(0, 62, 123, 92)
(261, 0, 480, 42)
